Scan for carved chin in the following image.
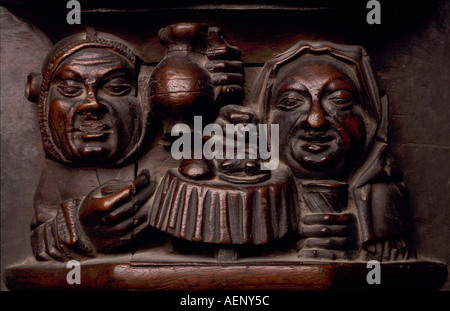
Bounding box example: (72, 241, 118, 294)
(67, 133, 119, 162)
(288, 139, 345, 176)
(77, 144, 111, 159)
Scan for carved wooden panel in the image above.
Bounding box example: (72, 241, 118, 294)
(1, 1, 448, 291)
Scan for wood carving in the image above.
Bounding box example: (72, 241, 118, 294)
(3, 12, 446, 290)
(252, 41, 414, 261)
(26, 29, 155, 259)
(28, 28, 147, 166)
(25, 25, 246, 261)
(148, 164, 297, 245)
(150, 23, 244, 144)
(22, 34, 418, 262)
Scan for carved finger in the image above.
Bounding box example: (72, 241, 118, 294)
(80, 184, 133, 219)
(131, 219, 151, 238)
(382, 239, 390, 261)
(207, 26, 241, 60)
(101, 200, 134, 224)
(398, 242, 407, 260)
(302, 213, 354, 225)
(119, 216, 147, 241)
(390, 247, 399, 261)
(132, 203, 149, 224)
(304, 237, 349, 250)
(133, 176, 157, 205)
(104, 218, 135, 236)
(215, 85, 244, 103)
(299, 225, 352, 237)
(375, 241, 383, 259)
(211, 72, 244, 86)
(404, 247, 415, 260)
(228, 109, 259, 124)
(298, 248, 347, 260)
(298, 248, 335, 260)
(100, 180, 130, 195)
(102, 185, 133, 209)
(206, 44, 241, 61)
(205, 60, 243, 74)
(216, 105, 259, 125)
(132, 169, 150, 195)
(132, 181, 157, 219)
(102, 181, 155, 224)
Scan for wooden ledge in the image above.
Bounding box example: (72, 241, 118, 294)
(4, 260, 447, 291)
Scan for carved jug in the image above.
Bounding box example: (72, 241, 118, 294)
(149, 23, 215, 142)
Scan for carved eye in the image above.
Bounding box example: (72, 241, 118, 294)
(277, 97, 304, 110)
(327, 90, 354, 109)
(103, 78, 132, 96)
(56, 80, 84, 97)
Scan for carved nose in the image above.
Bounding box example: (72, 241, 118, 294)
(76, 86, 106, 115)
(307, 100, 327, 129)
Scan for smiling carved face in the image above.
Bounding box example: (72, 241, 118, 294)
(47, 47, 139, 164)
(270, 57, 366, 179)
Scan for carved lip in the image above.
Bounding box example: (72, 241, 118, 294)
(80, 132, 110, 141)
(298, 133, 334, 142)
(302, 143, 330, 153)
(298, 134, 334, 153)
(72, 123, 111, 141)
(78, 121, 108, 132)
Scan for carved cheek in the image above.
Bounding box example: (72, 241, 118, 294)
(48, 99, 73, 142)
(333, 113, 365, 150)
(272, 109, 303, 142)
(102, 96, 138, 147)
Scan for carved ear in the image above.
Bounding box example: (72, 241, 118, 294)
(25, 72, 41, 103)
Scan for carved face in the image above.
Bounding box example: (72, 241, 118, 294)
(47, 48, 138, 164)
(270, 58, 366, 179)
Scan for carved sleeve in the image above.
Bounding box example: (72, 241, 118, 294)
(31, 199, 96, 261)
(30, 165, 97, 261)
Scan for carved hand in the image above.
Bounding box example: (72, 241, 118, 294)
(213, 104, 270, 182)
(215, 104, 259, 126)
(206, 27, 245, 105)
(79, 170, 155, 253)
(363, 235, 416, 262)
(298, 213, 357, 260)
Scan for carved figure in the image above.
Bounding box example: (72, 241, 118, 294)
(251, 41, 414, 260)
(3, 6, 447, 290)
(26, 25, 245, 261)
(22, 19, 414, 266)
(26, 29, 154, 260)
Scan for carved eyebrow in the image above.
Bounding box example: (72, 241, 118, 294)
(101, 68, 133, 80)
(277, 89, 310, 100)
(324, 77, 356, 93)
(52, 68, 83, 82)
(275, 82, 310, 98)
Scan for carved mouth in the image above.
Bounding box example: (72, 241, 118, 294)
(73, 122, 110, 141)
(297, 133, 334, 153)
(80, 132, 110, 141)
(302, 143, 330, 153)
(299, 133, 334, 142)
(79, 120, 107, 132)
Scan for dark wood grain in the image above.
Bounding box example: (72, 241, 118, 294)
(5, 261, 447, 290)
